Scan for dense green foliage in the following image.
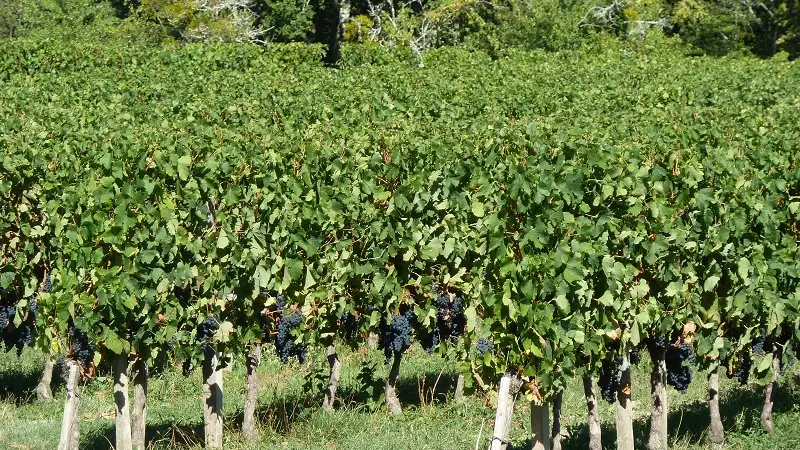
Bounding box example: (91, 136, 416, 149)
(1, 0, 798, 59)
(1, 38, 798, 409)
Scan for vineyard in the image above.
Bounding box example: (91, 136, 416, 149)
(1, 39, 800, 450)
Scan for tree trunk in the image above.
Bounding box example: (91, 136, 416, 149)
(242, 343, 261, 441)
(760, 349, 780, 433)
(36, 354, 55, 403)
(708, 370, 724, 448)
(385, 351, 403, 415)
(454, 374, 465, 403)
(202, 347, 224, 449)
(337, 0, 351, 40)
(648, 345, 668, 450)
(323, 344, 341, 412)
(490, 373, 517, 450)
(114, 354, 133, 450)
(132, 357, 148, 450)
(615, 354, 634, 450)
(57, 360, 81, 450)
(530, 402, 551, 450)
(551, 390, 564, 450)
(583, 377, 602, 450)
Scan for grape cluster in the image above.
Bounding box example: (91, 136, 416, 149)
(728, 352, 753, 385)
(665, 342, 694, 392)
(68, 321, 95, 371)
(42, 272, 53, 293)
(274, 293, 307, 364)
(181, 318, 220, 376)
(0, 290, 17, 332)
(475, 338, 494, 356)
(1, 289, 37, 355)
(197, 317, 220, 353)
(379, 304, 416, 361)
(751, 330, 766, 356)
(598, 341, 622, 403)
(423, 286, 467, 353)
(340, 311, 359, 343)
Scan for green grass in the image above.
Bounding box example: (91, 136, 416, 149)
(1, 346, 799, 450)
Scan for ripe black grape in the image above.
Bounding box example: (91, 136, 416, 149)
(1, 289, 37, 355)
(599, 355, 623, 403)
(273, 293, 307, 364)
(476, 338, 494, 356)
(423, 286, 466, 353)
(42, 273, 53, 293)
(379, 304, 416, 362)
(598, 341, 622, 403)
(729, 352, 752, 385)
(197, 317, 219, 353)
(68, 321, 95, 371)
(665, 342, 694, 392)
(751, 330, 766, 357)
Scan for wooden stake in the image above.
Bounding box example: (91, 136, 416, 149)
(648, 345, 668, 450)
(323, 344, 342, 411)
(708, 370, 724, 449)
(132, 357, 148, 450)
(202, 347, 223, 449)
(114, 353, 133, 450)
(583, 377, 602, 450)
(57, 360, 81, 450)
(490, 374, 515, 450)
(615, 354, 634, 450)
(530, 402, 551, 450)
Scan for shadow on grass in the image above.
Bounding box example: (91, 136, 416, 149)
(80, 423, 204, 450)
(226, 369, 462, 437)
(0, 367, 42, 404)
(0, 364, 66, 405)
(511, 382, 800, 450)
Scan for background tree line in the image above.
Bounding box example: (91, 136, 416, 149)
(0, 0, 797, 62)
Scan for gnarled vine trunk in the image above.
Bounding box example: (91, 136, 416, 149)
(615, 354, 634, 450)
(202, 347, 224, 449)
(708, 370, 724, 448)
(648, 345, 668, 450)
(114, 353, 133, 450)
(760, 348, 780, 433)
(583, 377, 602, 450)
(58, 360, 81, 450)
(243, 343, 261, 441)
(132, 357, 148, 450)
(36, 355, 55, 403)
(323, 344, 341, 412)
(385, 351, 403, 415)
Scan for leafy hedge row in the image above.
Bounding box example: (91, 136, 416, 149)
(1, 41, 799, 406)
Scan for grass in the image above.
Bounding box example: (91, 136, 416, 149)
(1, 345, 799, 450)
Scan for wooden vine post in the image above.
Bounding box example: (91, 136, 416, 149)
(202, 347, 224, 448)
(114, 353, 133, 450)
(242, 343, 261, 441)
(615, 353, 634, 450)
(57, 360, 81, 450)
